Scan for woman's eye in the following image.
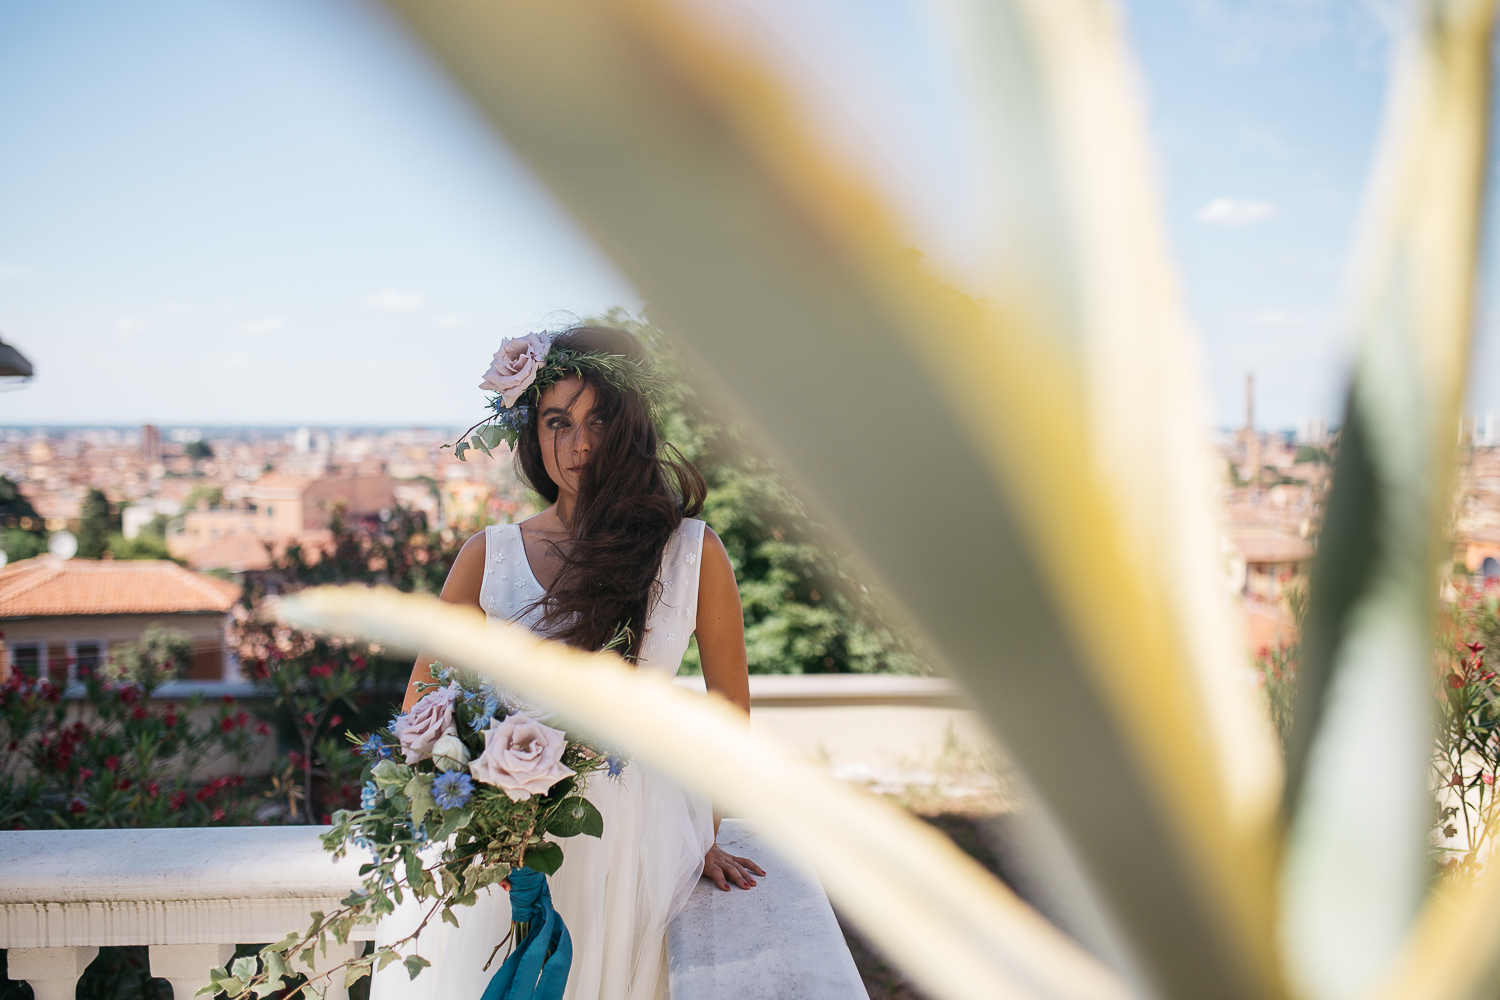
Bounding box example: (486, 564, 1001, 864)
(546, 418, 570, 430)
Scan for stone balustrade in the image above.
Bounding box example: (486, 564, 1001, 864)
(0, 821, 868, 999)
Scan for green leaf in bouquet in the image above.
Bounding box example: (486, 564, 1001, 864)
(261, 933, 299, 957)
(211, 977, 243, 997)
(442, 906, 461, 928)
(371, 760, 412, 792)
(376, 949, 402, 972)
(340, 889, 365, 908)
(251, 978, 284, 998)
(195, 968, 230, 997)
(261, 950, 291, 985)
(471, 433, 493, 457)
(403, 846, 425, 891)
(454, 440, 469, 462)
(404, 955, 432, 980)
(404, 772, 437, 828)
(231, 957, 258, 983)
(544, 797, 603, 839)
(344, 962, 372, 988)
(523, 841, 564, 875)
(432, 805, 473, 842)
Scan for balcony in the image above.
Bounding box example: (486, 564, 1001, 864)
(0, 821, 863, 999)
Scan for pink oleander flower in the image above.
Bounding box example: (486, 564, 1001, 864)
(481, 333, 552, 407)
(469, 714, 574, 802)
(394, 686, 459, 764)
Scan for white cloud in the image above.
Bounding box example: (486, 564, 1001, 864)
(116, 317, 149, 333)
(1197, 197, 1279, 226)
(162, 301, 193, 317)
(238, 316, 285, 335)
(370, 289, 424, 311)
(433, 313, 470, 328)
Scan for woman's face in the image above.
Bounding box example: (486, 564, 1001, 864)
(536, 376, 604, 497)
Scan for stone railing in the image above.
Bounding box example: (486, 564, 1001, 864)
(0, 821, 867, 1000)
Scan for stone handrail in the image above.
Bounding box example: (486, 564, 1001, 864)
(0, 822, 868, 1000)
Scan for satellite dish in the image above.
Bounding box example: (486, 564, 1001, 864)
(49, 531, 78, 560)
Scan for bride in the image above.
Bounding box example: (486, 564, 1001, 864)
(371, 325, 764, 1000)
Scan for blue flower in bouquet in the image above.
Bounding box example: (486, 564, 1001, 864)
(433, 771, 474, 810)
(360, 781, 381, 810)
(606, 755, 624, 778)
(470, 694, 500, 731)
(358, 735, 392, 761)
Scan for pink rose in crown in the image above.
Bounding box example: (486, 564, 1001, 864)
(394, 685, 459, 764)
(480, 333, 553, 407)
(469, 713, 575, 802)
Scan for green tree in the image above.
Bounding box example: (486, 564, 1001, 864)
(1, 528, 48, 563)
(0, 475, 41, 529)
(108, 513, 172, 561)
(184, 440, 213, 462)
(77, 488, 116, 560)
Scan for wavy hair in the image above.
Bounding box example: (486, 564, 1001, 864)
(514, 326, 706, 660)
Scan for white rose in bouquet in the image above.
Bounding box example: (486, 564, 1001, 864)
(432, 733, 471, 773)
(469, 713, 576, 802)
(394, 685, 459, 764)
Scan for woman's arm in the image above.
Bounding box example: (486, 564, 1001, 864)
(400, 531, 487, 711)
(694, 527, 765, 890)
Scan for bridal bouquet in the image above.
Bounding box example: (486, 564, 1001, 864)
(202, 663, 617, 1000)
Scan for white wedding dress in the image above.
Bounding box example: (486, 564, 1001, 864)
(369, 517, 715, 1000)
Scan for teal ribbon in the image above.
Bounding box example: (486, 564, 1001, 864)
(481, 868, 572, 1000)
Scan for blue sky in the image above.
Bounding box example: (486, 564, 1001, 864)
(0, 0, 1485, 430)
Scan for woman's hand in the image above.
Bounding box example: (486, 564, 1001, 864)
(703, 844, 765, 891)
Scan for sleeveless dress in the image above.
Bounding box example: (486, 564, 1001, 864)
(369, 518, 716, 1000)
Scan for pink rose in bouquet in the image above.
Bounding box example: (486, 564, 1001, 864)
(469, 713, 575, 802)
(394, 685, 459, 764)
(480, 333, 552, 407)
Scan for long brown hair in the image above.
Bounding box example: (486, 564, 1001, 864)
(514, 326, 706, 660)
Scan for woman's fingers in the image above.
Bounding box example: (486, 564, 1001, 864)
(732, 854, 766, 877)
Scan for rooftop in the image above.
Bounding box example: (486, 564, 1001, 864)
(0, 557, 241, 618)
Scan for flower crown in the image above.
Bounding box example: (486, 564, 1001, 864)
(447, 331, 668, 461)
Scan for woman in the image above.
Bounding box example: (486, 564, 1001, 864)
(372, 326, 764, 1000)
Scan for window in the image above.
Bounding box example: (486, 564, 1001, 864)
(68, 639, 107, 680)
(8, 641, 43, 677)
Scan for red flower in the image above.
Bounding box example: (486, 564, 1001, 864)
(1450, 674, 1465, 689)
(78, 768, 94, 781)
(69, 799, 85, 814)
(302, 713, 315, 727)
(351, 655, 366, 671)
(328, 714, 342, 728)
(146, 781, 160, 799)
(169, 790, 188, 809)
(131, 707, 146, 721)
(234, 711, 248, 727)
(104, 756, 119, 772)
(119, 686, 139, 706)
(255, 721, 271, 736)
(210, 808, 226, 822)
(309, 664, 334, 679)
(116, 778, 131, 791)
(320, 813, 333, 824)
(222, 694, 235, 705)
(1467, 641, 1487, 654)
(287, 751, 304, 766)
(220, 717, 235, 733)
(164, 711, 178, 729)
(195, 785, 213, 802)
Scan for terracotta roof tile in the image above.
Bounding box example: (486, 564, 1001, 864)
(0, 557, 241, 617)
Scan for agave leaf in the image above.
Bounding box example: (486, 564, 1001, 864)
(378, 1, 1277, 995)
(280, 585, 1128, 1000)
(1280, 3, 1498, 999)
